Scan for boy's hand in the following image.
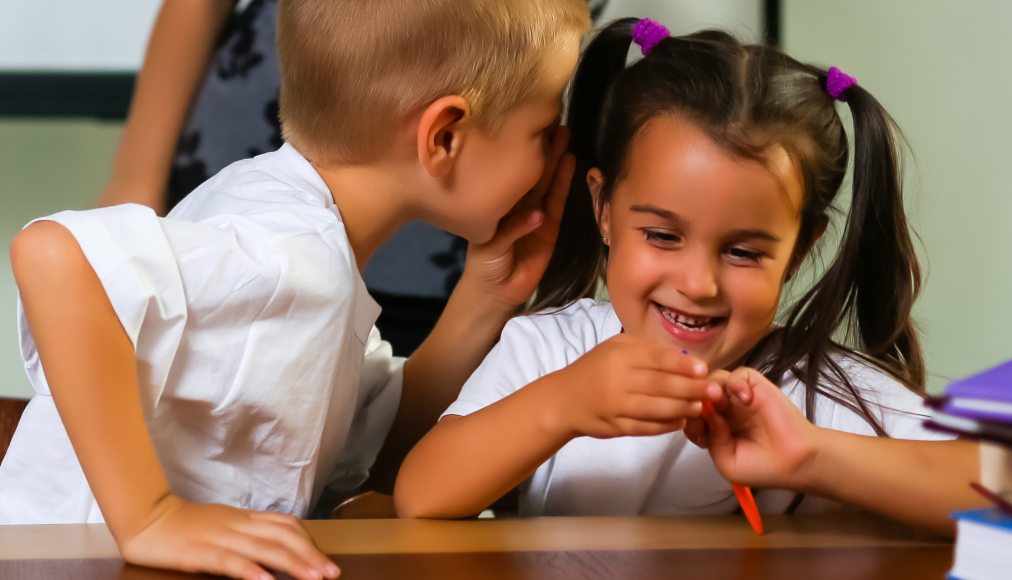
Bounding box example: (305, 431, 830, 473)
(120, 496, 339, 580)
(462, 126, 575, 311)
(546, 334, 718, 439)
(683, 367, 820, 490)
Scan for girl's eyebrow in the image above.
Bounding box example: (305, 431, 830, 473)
(629, 204, 782, 243)
(629, 203, 685, 225)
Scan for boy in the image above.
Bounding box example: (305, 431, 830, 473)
(1, 1, 589, 578)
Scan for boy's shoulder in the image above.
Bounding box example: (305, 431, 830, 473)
(171, 144, 338, 231)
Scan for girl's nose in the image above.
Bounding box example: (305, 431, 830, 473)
(674, 251, 719, 300)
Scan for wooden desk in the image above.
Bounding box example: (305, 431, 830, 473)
(0, 514, 953, 579)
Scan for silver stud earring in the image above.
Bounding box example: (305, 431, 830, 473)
(602, 235, 610, 246)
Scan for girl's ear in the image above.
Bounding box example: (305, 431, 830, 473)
(587, 168, 611, 241)
(786, 215, 828, 280)
(417, 96, 471, 180)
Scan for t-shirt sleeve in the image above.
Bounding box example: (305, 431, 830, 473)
(18, 205, 189, 396)
(442, 316, 550, 419)
(326, 326, 405, 494)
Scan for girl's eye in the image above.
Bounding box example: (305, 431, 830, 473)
(643, 230, 681, 245)
(727, 247, 764, 264)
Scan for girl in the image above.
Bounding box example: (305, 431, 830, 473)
(394, 18, 984, 534)
(1, 1, 589, 579)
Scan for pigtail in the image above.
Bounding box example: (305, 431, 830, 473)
(528, 18, 638, 312)
(762, 76, 925, 437)
(841, 86, 924, 387)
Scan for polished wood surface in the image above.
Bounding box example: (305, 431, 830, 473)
(0, 514, 953, 579)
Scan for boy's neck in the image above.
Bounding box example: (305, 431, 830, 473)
(311, 160, 420, 271)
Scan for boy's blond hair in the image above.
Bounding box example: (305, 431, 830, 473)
(277, 0, 590, 164)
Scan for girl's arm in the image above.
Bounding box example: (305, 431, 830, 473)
(12, 222, 336, 580)
(688, 368, 986, 535)
(394, 335, 716, 518)
(97, 0, 236, 212)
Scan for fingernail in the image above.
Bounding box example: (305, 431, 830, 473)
(325, 562, 340, 578)
(694, 362, 706, 376)
(690, 401, 703, 414)
(527, 210, 543, 225)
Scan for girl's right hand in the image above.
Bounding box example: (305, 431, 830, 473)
(549, 334, 719, 439)
(120, 495, 339, 580)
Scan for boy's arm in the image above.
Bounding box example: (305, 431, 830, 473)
(97, 0, 236, 212)
(366, 133, 576, 492)
(12, 222, 336, 580)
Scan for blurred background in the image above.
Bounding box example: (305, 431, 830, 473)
(0, 0, 1009, 397)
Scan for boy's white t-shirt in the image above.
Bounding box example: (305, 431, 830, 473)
(443, 299, 951, 517)
(0, 143, 404, 524)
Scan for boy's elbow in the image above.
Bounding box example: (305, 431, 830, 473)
(10, 221, 82, 288)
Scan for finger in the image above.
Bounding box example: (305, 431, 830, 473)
(193, 546, 274, 580)
(706, 382, 731, 413)
(631, 371, 713, 402)
(629, 345, 709, 377)
(541, 152, 575, 227)
(479, 208, 544, 256)
(218, 532, 326, 580)
(725, 367, 766, 405)
(250, 512, 313, 540)
(531, 125, 571, 202)
(613, 417, 686, 437)
(239, 518, 337, 578)
(619, 394, 703, 422)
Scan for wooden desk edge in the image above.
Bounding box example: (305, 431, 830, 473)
(0, 514, 951, 561)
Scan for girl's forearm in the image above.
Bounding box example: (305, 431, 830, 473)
(800, 429, 985, 534)
(371, 275, 517, 490)
(394, 373, 572, 518)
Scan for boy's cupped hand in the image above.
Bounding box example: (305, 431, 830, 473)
(684, 367, 821, 491)
(119, 496, 339, 580)
(461, 126, 574, 311)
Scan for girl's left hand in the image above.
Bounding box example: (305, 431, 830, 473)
(684, 367, 822, 491)
(461, 127, 575, 310)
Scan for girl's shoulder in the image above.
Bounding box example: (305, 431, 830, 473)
(779, 349, 945, 440)
(507, 299, 622, 356)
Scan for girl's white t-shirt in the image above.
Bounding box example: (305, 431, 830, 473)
(0, 144, 403, 524)
(443, 299, 950, 517)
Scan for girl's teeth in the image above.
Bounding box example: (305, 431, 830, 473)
(659, 306, 713, 330)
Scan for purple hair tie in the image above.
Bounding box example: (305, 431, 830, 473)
(632, 18, 669, 56)
(825, 66, 858, 101)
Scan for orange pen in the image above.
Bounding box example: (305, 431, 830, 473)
(700, 399, 764, 535)
(684, 349, 764, 535)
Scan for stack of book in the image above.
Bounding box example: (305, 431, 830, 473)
(926, 359, 1012, 580)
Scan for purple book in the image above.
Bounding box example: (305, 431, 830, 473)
(942, 359, 1012, 423)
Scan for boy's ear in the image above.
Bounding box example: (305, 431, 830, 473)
(417, 96, 471, 179)
(786, 215, 828, 280)
(587, 168, 610, 241)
